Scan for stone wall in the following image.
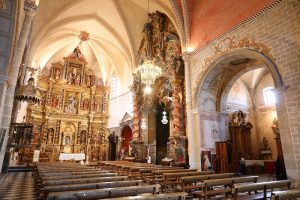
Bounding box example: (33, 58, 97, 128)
(188, 0, 300, 185)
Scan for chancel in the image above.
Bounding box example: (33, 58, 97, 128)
(0, 0, 300, 199)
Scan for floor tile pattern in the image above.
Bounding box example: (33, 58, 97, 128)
(0, 172, 41, 200)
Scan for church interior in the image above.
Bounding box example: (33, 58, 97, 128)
(0, 0, 300, 199)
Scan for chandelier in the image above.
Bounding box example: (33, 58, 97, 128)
(161, 111, 168, 125)
(135, 0, 162, 92)
(136, 59, 161, 89)
(141, 118, 147, 130)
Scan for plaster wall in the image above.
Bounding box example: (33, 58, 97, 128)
(108, 91, 133, 128)
(254, 74, 278, 159)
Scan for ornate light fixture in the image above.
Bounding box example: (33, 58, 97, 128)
(141, 118, 147, 130)
(15, 68, 41, 103)
(161, 111, 168, 125)
(135, 0, 162, 92)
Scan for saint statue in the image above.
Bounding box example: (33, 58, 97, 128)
(75, 74, 81, 85)
(55, 68, 61, 79)
(65, 93, 78, 114)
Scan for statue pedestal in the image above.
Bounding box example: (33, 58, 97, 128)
(167, 136, 187, 167)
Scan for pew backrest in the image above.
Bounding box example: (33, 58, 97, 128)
(271, 188, 300, 200)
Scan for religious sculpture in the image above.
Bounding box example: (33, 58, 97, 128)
(65, 92, 78, 114)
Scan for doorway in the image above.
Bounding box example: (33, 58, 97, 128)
(121, 126, 132, 154)
(155, 103, 170, 165)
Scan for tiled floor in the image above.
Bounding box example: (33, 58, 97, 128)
(0, 172, 41, 200)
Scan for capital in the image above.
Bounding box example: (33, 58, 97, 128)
(24, 0, 38, 15)
(182, 52, 191, 62)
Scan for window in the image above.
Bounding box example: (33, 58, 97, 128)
(111, 74, 120, 98)
(263, 87, 275, 106)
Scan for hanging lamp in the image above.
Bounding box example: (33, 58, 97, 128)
(136, 0, 161, 93)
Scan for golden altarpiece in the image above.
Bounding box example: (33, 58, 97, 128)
(27, 51, 109, 162)
(131, 11, 186, 166)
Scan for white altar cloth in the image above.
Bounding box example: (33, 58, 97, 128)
(244, 160, 273, 167)
(59, 153, 85, 161)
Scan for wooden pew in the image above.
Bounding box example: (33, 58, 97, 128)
(151, 169, 198, 184)
(40, 170, 109, 177)
(101, 192, 187, 200)
(180, 173, 234, 192)
(194, 176, 258, 200)
(232, 180, 291, 200)
(271, 188, 300, 200)
(41, 172, 118, 180)
(46, 184, 160, 200)
(43, 176, 128, 186)
(44, 180, 142, 197)
(162, 171, 213, 192)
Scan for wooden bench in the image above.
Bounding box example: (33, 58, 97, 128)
(232, 180, 292, 200)
(151, 169, 198, 184)
(271, 188, 300, 200)
(46, 184, 160, 200)
(43, 176, 128, 186)
(41, 172, 118, 180)
(101, 192, 187, 200)
(194, 176, 258, 200)
(180, 173, 234, 192)
(40, 170, 109, 177)
(44, 180, 142, 197)
(162, 171, 213, 192)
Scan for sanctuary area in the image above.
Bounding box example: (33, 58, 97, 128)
(0, 0, 300, 199)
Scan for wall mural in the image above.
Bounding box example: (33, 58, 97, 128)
(23, 48, 109, 162)
(199, 112, 228, 153)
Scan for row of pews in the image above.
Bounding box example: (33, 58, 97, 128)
(33, 161, 300, 200)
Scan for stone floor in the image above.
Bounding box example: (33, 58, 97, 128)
(0, 172, 42, 200)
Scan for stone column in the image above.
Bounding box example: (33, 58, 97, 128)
(0, 0, 37, 171)
(169, 74, 187, 166)
(182, 52, 196, 168)
(273, 86, 300, 186)
(170, 77, 182, 136)
(130, 82, 141, 141)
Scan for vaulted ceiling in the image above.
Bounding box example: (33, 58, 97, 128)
(29, 0, 179, 87)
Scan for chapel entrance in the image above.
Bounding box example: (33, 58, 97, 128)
(121, 126, 132, 153)
(196, 50, 287, 179)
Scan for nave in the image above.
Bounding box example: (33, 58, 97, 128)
(1, 161, 299, 200)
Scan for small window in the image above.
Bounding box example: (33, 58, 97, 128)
(111, 73, 120, 98)
(263, 87, 275, 106)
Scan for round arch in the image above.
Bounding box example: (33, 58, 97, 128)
(194, 48, 284, 110)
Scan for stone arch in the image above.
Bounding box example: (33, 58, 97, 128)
(195, 48, 284, 111)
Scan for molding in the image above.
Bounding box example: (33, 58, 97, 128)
(191, 0, 283, 55)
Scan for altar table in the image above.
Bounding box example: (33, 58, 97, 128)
(59, 153, 85, 161)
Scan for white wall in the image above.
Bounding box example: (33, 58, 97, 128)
(108, 90, 133, 128)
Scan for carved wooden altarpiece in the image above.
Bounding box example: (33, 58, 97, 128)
(26, 51, 109, 162)
(132, 11, 186, 166)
